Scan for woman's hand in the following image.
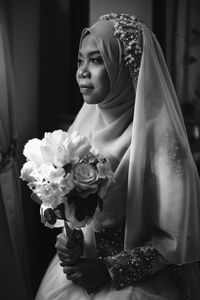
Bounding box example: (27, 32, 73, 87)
(55, 230, 84, 266)
(63, 258, 111, 294)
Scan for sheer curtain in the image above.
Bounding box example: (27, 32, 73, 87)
(166, 0, 200, 104)
(0, 4, 31, 300)
(165, 0, 200, 173)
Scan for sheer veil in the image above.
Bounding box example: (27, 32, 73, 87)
(126, 24, 200, 264)
(69, 18, 200, 265)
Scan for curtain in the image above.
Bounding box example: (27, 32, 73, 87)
(0, 3, 31, 299)
(166, 0, 200, 173)
(166, 0, 200, 105)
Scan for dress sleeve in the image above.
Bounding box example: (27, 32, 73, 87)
(95, 219, 170, 290)
(103, 246, 169, 289)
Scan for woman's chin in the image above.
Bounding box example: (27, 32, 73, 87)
(83, 94, 105, 105)
(83, 95, 96, 105)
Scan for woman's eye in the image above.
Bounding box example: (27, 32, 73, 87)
(77, 58, 83, 66)
(91, 57, 103, 64)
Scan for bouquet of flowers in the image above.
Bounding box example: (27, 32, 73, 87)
(20, 130, 113, 229)
(20, 130, 114, 234)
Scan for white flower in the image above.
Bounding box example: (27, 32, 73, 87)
(23, 138, 43, 166)
(41, 130, 70, 167)
(28, 164, 74, 207)
(97, 159, 114, 179)
(20, 160, 37, 182)
(90, 146, 100, 157)
(63, 131, 92, 163)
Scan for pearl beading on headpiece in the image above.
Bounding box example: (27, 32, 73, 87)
(99, 13, 143, 81)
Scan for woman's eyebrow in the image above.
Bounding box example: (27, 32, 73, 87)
(78, 50, 101, 57)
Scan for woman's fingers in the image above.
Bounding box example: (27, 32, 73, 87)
(57, 252, 71, 261)
(66, 271, 83, 285)
(73, 229, 84, 241)
(66, 238, 78, 248)
(57, 244, 82, 257)
(56, 231, 84, 267)
(55, 233, 82, 249)
(60, 259, 76, 266)
(55, 233, 67, 248)
(58, 252, 79, 264)
(58, 247, 82, 265)
(63, 265, 76, 273)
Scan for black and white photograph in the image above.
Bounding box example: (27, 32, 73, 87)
(0, 0, 200, 299)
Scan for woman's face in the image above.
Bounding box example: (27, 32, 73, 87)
(76, 33, 110, 104)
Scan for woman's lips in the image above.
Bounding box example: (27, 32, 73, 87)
(79, 85, 93, 94)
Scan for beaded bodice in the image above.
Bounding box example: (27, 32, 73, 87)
(95, 218, 125, 259)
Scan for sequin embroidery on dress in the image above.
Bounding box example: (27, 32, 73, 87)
(95, 218, 125, 259)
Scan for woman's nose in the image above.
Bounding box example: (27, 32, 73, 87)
(78, 68, 90, 79)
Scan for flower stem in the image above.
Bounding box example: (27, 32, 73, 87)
(64, 221, 74, 239)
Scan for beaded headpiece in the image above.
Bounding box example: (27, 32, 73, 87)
(99, 13, 143, 81)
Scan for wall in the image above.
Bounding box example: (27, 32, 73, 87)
(89, 0, 152, 27)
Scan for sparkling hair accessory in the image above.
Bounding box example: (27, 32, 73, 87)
(99, 13, 143, 81)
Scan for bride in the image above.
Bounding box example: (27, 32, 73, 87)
(36, 13, 200, 300)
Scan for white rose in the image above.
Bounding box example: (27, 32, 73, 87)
(72, 162, 99, 197)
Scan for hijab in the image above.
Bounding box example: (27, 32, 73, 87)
(70, 19, 134, 227)
(69, 15, 200, 265)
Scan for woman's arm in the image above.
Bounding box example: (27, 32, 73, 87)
(103, 246, 169, 289)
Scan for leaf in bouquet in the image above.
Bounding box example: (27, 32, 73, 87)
(43, 208, 57, 225)
(54, 203, 66, 220)
(83, 193, 98, 218)
(86, 193, 103, 216)
(68, 194, 87, 221)
(63, 163, 72, 174)
(67, 192, 103, 222)
(31, 193, 42, 205)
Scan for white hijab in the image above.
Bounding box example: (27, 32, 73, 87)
(69, 17, 200, 265)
